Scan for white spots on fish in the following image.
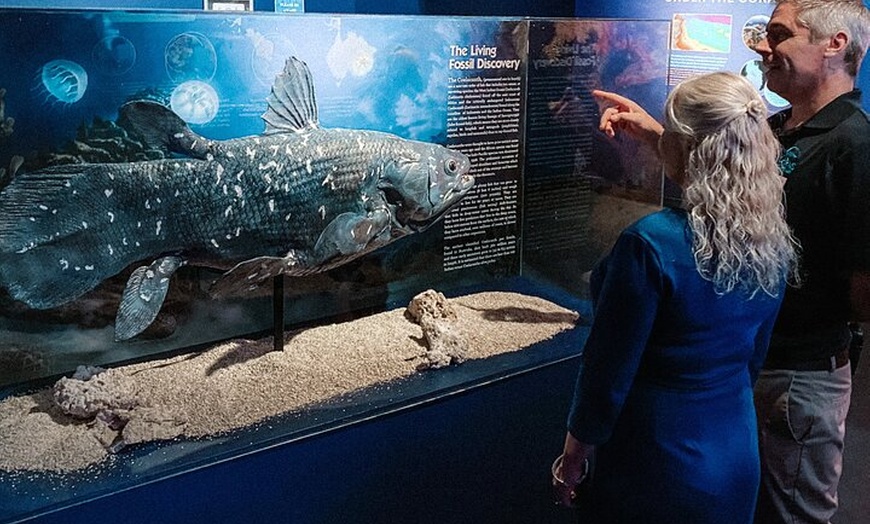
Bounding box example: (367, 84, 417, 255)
(246, 147, 256, 160)
(215, 163, 225, 185)
(155, 220, 162, 236)
(236, 170, 245, 182)
(318, 205, 326, 220)
(59, 259, 69, 270)
(64, 180, 71, 188)
(145, 199, 151, 210)
(16, 241, 36, 254)
(269, 144, 280, 156)
(137, 221, 142, 229)
(283, 251, 299, 266)
(38, 204, 48, 211)
(306, 159, 313, 175)
(226, 150, 235, 158)
(28, 217, 35, 222)
(259, 160, 279, 172)
(322, 173, 334, 187)
(268, 199, 275, 213)
(104, 189, 113, 198)
(175, 189, 181, 197)
(85, 265, 94, 271)
(285, 213, 292, 222)
(235, 227, 241, 237)
(107, 211, 115, 223)
(135, 241, 141, 247)
(107, 244, 114, 256)
(174, 132, 184, 139)
(206, 153, 214, 162)
(223, 184, 229, 196)
(234, 185, 243, 198)
(108, 172, 116, 181)
(122, 237, 129, 246)
(224, 205, 233, 218)
(82, 221, 89, 229)
(211, 238, 220, 248)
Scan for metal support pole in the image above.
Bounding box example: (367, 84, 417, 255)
(273, 276, 285, 352)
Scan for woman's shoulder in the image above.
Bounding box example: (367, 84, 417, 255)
(623, 207, 688, 242)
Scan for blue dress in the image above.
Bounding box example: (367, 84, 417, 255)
(567, 208, 784, 523)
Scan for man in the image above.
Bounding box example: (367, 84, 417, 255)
(592, 2, 870, 522)
(751, 2, 870, 522)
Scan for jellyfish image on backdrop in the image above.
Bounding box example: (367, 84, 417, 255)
(92, 35, 136, 76)
(170, 80, 219, 125)
(39, 59, 88, 104)
(165, 32, 217, 83)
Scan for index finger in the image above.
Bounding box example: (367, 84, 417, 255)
(592, 89, 642, 111)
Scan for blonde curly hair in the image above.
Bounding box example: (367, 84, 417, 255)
(664, 72, 799, 297)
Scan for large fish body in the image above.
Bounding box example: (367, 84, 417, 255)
(0, 57, 474, 340)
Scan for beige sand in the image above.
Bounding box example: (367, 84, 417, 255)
(0, 291, 578, 473)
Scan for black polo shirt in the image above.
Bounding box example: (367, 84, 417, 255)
(767, 90, 870, 365)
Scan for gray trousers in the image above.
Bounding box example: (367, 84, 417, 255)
(753, 363, 852, 524)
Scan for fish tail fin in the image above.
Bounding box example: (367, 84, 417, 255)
(0, 165, 128, 308)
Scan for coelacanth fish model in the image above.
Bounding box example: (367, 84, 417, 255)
(0, 57, 474, 341)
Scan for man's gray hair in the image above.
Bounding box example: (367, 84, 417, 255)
(778, 0, 870, 76)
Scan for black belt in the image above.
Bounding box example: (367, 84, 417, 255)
(765, 349, 850, 372)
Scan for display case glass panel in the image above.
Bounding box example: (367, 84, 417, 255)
(0, 9, 668, 522)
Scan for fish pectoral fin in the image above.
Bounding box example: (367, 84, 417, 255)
(261, 56, 320, 135)
(209, 256, 289, 298)
(314, 210, 390, 260)
(114, 255, 185, 341)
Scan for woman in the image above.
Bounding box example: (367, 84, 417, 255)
(552, 72, 798, 523)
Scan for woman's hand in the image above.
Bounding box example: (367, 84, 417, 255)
(593, 89, 664, 151)
(552, 432, 595, 507)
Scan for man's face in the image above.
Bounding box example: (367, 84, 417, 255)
(755, 2, 829, 102)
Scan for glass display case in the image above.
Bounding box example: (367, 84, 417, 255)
(0, 9, 668, 523)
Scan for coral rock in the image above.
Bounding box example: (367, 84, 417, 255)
(52, 366, 140, 419)
(407, 290, 467, 369)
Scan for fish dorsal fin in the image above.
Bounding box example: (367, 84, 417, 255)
(118, 101, 212, 160)
(262, 56, 319, 134)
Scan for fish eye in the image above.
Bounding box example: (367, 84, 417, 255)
(445, 159, 458, 174)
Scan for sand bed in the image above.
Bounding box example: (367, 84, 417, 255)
(0, 290, 578, 473)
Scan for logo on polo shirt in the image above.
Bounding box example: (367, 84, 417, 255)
(778, 146, 800, 176)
